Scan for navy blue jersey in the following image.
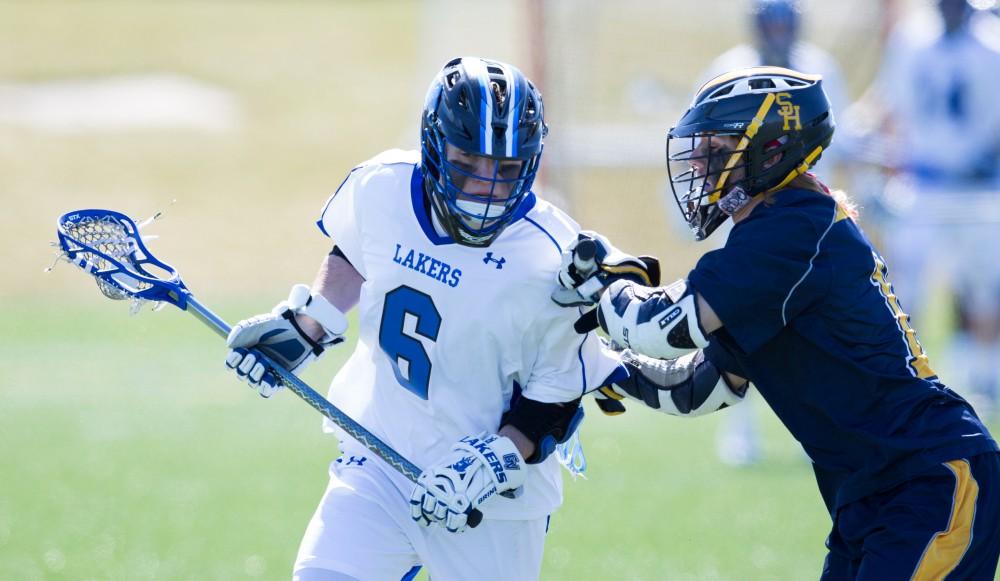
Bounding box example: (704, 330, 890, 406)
(688, 188, 997, 513)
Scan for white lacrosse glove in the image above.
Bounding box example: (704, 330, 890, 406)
(551, 231, 660, 309)
(225, 284, 348, 398)
(602, 349, 748, 417)
(597, 279, 709, 360)
(409, 433, 526, 533)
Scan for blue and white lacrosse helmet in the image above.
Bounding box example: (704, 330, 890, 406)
(420, 57, 547, 247)
(752, 0, 800, 67)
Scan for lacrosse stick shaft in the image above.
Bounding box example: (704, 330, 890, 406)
(184, 295, 423, 482)
(54, 207, 481, 526)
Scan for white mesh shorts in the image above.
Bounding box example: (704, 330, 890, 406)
(294, 452, 549, 580)
(880, 182, 1000, 321)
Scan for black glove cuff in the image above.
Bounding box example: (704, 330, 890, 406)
(282, 310, 325, 355)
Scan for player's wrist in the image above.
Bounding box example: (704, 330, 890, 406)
(456, 433, 527, 492)
(293, 313, 328, 343)
(498, 424, 536, 461)
(280, 284, 348, 345)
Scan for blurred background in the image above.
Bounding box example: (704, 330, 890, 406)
(4, 0, 999, 579)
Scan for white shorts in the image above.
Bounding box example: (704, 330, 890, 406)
(294, 453, 549, 580)
(880, 181, 1000, 320)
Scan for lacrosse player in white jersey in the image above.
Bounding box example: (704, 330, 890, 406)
(223, 57, 654, 581)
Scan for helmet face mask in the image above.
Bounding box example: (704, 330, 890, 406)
(669, 133, 753, 240)
(666, 67, 834, 241)
(420, 57, 547, 247)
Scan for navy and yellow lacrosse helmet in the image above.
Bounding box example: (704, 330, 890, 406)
(667, 66, 834, 240)
(420, 57, 547, 247)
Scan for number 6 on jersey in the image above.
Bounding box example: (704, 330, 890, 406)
(378, 285, 441, 399)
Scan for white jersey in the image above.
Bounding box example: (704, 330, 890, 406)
(317, 149, 623, 520)
(874, 24, 1000, 185)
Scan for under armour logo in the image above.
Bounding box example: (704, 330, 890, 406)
(339, 455, 367, 466)
(483, 252, 506, 269)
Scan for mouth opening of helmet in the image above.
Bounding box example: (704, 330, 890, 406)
(668, 133, 752, 222)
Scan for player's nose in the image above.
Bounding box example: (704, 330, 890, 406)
(462, 160, 503, 195)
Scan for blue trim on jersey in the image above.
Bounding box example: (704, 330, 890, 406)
(410, 164, 538, 246)
(577, 334, 588, 394)
(512, 191, 537, 223)
(523, 214, 560, 252)
(316, 165, 363, 237)
(601, 363, 630, 390)
(400, 565, 421, 581)
(410, 164, 454, 246)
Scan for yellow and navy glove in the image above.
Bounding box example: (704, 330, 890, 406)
(551, 231, 660, 309)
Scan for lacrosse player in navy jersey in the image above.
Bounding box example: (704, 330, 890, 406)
(694, 0, 850, 466)
(221, 57, 652, 581)
(554, 67, 1000, 579)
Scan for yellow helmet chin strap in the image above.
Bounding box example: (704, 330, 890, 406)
(709, 92, 777, 202)
(765, 145, 824, 193)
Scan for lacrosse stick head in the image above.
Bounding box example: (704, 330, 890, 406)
(56, 209, 190, 310)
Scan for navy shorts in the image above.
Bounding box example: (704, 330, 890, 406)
(821, 452, 1000, 580)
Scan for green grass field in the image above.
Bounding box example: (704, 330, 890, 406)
(4, 1, 994, 579)
(3, 300, 841, 580)
(12, 298, 990, 579)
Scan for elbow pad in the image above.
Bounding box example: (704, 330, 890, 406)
(598, 279, 709, 360)
(501, 396, 584, 464)
(601, 349, 748, 417)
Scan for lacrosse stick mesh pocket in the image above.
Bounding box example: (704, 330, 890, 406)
(59, 214, 153, 301)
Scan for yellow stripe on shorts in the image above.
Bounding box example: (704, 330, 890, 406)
(911, 459, 979, 581)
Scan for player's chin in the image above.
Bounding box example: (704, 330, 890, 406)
(459, 216, 503, 230)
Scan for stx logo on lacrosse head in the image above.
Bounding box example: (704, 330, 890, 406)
(483, 252, 505, 270)
(776, 92, 802, 131)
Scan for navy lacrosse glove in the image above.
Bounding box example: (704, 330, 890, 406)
(551, 231, 660, 332)
(591, 387, 627, 415)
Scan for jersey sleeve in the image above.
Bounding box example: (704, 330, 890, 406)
(704, 333, 749, 377)
(317, 166, 367, 277)
(688, 204, 834, 354)
(521, 303, 625, 404)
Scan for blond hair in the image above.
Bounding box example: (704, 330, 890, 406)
(788, 173, 859, 220)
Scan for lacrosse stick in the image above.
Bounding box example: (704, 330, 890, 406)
(53, 208, 484, 527)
